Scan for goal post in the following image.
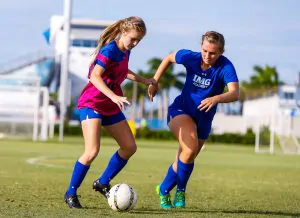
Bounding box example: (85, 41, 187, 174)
(0, 75, 51, 141)
(255, 108, 300, 155)
(255, 115, 275, 154)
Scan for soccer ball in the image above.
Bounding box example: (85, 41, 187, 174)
(107, 183, 137, 212)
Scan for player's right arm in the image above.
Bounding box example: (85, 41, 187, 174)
(153, 52, 176, 83)
(148, 52, 176, 101)
(90, 65, 130, 110)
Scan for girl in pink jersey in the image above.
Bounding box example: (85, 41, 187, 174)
(64, 16, 154, 208)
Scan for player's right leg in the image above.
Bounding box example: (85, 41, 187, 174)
(65, 108, 102, 208)
(168, 114, 199, 208)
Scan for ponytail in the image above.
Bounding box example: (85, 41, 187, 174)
(91, 16, 146, 63)
(91, 20, 123, 62)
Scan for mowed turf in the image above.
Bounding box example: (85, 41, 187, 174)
(0, 137, 300, 218)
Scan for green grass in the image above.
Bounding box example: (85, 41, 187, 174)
(0, 137, 300, 217)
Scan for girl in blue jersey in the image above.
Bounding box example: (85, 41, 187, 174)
(148, 31, 239, 209)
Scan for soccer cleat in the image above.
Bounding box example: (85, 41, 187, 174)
(93, 180, 111, 198)
(64, 193, 83, 209)
(173, 191, 185, 208)
(156, 184, 173, 209)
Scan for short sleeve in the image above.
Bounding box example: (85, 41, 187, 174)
(95, 47, 114, 70)
(223, 64, 239, 84)
(175, 49, 193, 65)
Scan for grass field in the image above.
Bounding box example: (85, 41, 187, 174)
(0, 137, 300, 218)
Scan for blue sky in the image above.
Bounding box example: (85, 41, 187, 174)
(0, 0, 300, 84)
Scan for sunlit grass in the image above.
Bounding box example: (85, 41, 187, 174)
(0, 137, 300, 217)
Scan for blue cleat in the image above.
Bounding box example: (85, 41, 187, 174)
(156, 184, 173, 209)
(173, 191, 185, 208)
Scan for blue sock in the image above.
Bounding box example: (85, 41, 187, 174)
(99, 151, 128, 185)
(177, 159, 194, 192)
(160, 165, 177, 195)
(67, 160, 90, 195)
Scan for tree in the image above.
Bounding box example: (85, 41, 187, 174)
(123, 70, 150, 120)
(146, 57, 185, 119)
(241, 65, 283, 100)
(124, 57, 185, 120)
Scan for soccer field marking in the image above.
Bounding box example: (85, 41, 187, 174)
(25, 156, 291, 186)
(26, 156, 69, 169)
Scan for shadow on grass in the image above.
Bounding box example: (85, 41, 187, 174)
(131, 208, 300, 217)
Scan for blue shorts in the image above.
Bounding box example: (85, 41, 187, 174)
(79, 107, 126, 126)
(167, 103, 212, 140)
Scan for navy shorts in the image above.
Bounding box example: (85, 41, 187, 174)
(79, 107, 126, 126)
(167, 104, 212, 140)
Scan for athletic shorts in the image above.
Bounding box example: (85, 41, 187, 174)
(79, 107, 126, 126)
(167, 102, 212, 140)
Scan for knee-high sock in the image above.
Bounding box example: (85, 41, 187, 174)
(160, 165, 177, 195)
(177, 159, 194, 192)
(67, 160, 90, 195)
(99, 151, 128, 185)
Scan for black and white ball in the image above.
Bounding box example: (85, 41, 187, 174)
(107, 184, 137, 212)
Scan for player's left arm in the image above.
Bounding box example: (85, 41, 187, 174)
(127, 69, 156, 86)
(198, 82, 239, 112)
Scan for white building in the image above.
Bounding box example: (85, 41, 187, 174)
(213, 84, 300, 137)
(51, 15, 113, 102)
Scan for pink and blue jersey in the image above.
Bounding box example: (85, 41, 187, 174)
(78, 40, 130, 116)
(171, 49, 239, 122)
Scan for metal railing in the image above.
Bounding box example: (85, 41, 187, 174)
(0, 50, 53, 75)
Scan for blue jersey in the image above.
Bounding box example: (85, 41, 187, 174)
(173, 49, 238, 122)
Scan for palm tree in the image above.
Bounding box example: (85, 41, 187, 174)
(123, 70, 150, 120)
(124, 57, 185, 121)
(241, 65, 283, 100)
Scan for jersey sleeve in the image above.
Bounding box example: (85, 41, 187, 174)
(222, 63, 239, 84)
(175, 49, 193, 65)
(95, 47, 114, 70)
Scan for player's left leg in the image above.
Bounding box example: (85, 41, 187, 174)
(94, 115, 136, 198)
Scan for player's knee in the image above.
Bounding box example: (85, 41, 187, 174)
(181, 148, 197, 161)
(121, 144, 137, 158)
(82, 148, 100, 164)
(128, 144, 137, 156)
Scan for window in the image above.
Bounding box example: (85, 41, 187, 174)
(72, 39, 82, 47)
(72, 39, 97, 48)
(283, 92, 294, 100)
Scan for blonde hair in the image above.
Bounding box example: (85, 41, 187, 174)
(201, 31, 225, 53)
(92, 16, 146, 58)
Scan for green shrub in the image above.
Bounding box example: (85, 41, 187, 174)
(56, 124, 256, 145)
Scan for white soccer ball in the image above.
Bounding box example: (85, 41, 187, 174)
(107, 183, 137, 212)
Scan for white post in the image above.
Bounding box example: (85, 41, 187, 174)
(130, 81, 137, 121)
(59, 0, 73, 141)
(33, 79, 41, 141)
(270, 107, 275, 154)
(48, 106, 56, 139)
(255, 118, 260, 153)
(40, 87, 49, 141)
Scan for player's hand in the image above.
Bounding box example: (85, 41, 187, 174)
(145, 78, 157, 86)
(111, 95, 131, 110)
(197, 96, 219, 112)
(147, 80, 158, 102)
